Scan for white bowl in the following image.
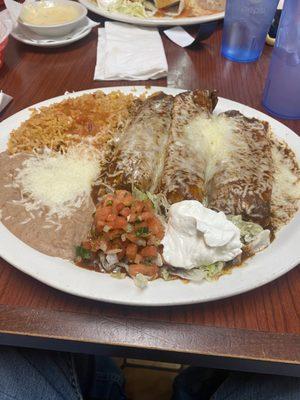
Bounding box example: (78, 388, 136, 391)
(18, 0, 87, 37)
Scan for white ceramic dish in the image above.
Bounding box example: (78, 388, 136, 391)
(0, 86, 299, 306)
(79, 0, 224, 26)
(19, 0, 87, 37)
(11, 17, 93, 48)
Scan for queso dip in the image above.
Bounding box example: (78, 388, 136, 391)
(20, 1, 81, 26)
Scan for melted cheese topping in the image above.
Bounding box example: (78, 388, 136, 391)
(185, 113, 274, 225)
(271, 138, 300, 229)
(185, 114, 237, 182)
(14, 146, 100, 220)
(160, 93, 211, 200)
(106, 94, 173, 192)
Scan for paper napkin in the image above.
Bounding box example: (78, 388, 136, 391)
(4, 0, 25, 25)
(94, 22, 168, 81)
(164, 26, 196, 48)
(0, 91, 13, 112)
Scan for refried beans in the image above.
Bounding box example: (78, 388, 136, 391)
(0, 151, 95, 259)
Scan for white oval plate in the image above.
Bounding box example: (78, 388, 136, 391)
(0, 86, 299, 306)
(79, 0, 224, 26)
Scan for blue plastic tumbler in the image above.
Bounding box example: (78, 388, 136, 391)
(221, 0, 279, 62)
(263, 0, 300, 119)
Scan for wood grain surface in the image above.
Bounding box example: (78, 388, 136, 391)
(0, 16, 299, 371)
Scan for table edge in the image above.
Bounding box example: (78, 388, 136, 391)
(0, 304, 299, 365)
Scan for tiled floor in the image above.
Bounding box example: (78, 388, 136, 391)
(113, 358, 181, 400)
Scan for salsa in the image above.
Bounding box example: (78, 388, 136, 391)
(75, 190, 164, 280)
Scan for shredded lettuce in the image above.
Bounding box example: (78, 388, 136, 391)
(201, 261, 224, 280)
(108, 0, 156, 18)
(160, 267, 174, 281)
(227, 215, 264, 244)
(132, 186, 170, 218)
(169, 267, 205, 282)
(132, 186, 149, 201)
(166, 261, 224, 282)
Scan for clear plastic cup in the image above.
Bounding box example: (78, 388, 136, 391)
(221, 0, 279, 63)
(263, 0, 300, 119)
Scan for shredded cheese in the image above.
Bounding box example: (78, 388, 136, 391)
(14, 145, 100, 220)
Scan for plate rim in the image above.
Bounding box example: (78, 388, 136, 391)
(0, 85, 299, 307)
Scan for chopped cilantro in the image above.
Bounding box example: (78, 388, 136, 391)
(75, 246, 91, 260)
(135, 227, 149, 237)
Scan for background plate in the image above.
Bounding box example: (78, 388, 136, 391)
(0, 86, 299, 306)
(79, 0, 224, 26)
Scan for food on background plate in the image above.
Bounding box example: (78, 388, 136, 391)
(94, 0, 225, 19)
(0, 88, 299, 288)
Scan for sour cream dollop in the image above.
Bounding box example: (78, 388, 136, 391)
(162, 201, 242, 270)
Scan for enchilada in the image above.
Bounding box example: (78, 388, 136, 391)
(206, 110, 274, 229)
(157, 89, 217, 204)
(98, 92, 173, 196)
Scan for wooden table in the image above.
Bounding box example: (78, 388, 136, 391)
(0, 15, 300, 377)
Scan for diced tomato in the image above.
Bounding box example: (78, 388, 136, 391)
(113, 216, 127, 229)
(106, 229, 123, 241)
(140, 246, 158, 258)
(106, 214, 117, 222)
(96, 219, 106, 232)
(95, 206, 113, 220)
(128, 264, 159, 278)
(131, 200, 144, 214)
(142, 200, 153, 212)
(115, 202, 125, 213)
(126, 243, 138, 261)
(116, 190, 133, 206)
(148, 218, 164, 239)
(120, 207, 131, 217)
(126, 233, 139, 243)
(128, 213, 137, 223)
(105, 221, 115, 230)
(82, 240, 92, 250)
(139, 212, 153, 221)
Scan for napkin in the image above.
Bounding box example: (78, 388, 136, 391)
(0, 91, 13, 112)
(0, 10, 13, 37)
(4, 0, 26, 25)
(94, 22, 168, 81)
(164, 27, 196, 48)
